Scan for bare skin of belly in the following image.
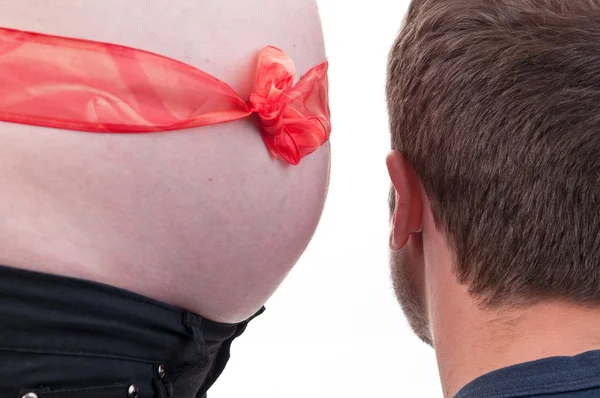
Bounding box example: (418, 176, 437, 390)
(0, 0, 330, 323)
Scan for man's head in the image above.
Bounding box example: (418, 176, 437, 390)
(387, 0, 600, 344)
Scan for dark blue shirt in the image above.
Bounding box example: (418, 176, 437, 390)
(455, 350, 600, 397)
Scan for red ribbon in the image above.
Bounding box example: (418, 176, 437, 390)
(0, 28, 331, 165)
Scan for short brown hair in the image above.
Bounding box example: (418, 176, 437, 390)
(387, 0, 600, 306)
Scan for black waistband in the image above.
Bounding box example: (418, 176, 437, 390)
(0, 264, 264, 397)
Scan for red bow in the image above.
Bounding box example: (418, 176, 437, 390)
(0, 28, 331, 165)
(249, 47, 330, 165)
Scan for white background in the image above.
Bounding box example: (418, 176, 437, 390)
(212, 1, 442, 396)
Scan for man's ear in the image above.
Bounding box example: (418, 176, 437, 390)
(386, 151, 423, 250)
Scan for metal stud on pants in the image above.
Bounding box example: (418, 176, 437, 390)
(127, 384, 139, 398)
(157, 364, 166, 379)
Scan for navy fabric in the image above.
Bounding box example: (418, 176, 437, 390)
(455, 350, 600, 398)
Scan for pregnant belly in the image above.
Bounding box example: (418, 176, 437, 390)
(0, 121, 330, 323)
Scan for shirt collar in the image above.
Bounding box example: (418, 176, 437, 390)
(455, 350, 600, 398)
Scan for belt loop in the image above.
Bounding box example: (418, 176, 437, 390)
(182, 312, 209, 368)
(167, 313, 211, 398)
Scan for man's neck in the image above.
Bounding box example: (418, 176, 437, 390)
(433, 300, 600, 397)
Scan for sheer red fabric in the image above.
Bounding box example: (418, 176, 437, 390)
(0, 27, 330, 165)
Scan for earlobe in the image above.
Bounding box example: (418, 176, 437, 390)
(386, 151, 423, 250)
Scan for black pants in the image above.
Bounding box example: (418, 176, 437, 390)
(0, 265, 263, 398)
